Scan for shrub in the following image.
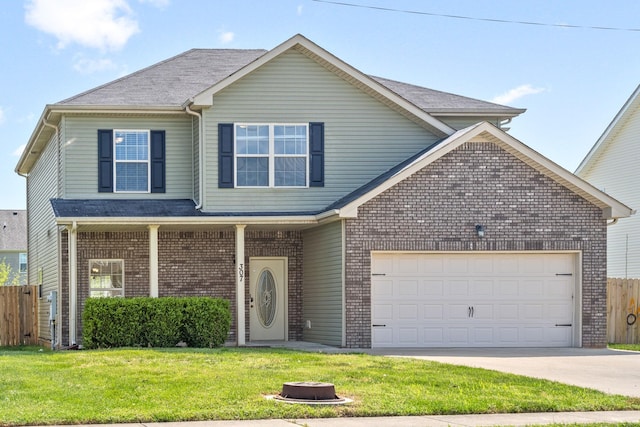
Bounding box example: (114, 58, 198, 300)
(83, 297, 231, 349)
(181, 298, 231, 348)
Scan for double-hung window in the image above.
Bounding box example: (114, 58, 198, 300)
(89, 260, 124, 298)
(235, 124, 308, 187)
(19, 253, 27, 273)
(114, 130, 150, 192)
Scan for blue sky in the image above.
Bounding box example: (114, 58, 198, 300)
(1, 0, 639, 209)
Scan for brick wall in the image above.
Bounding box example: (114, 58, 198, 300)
(344, 141, 607, 348)
(60, 228, 303, 346)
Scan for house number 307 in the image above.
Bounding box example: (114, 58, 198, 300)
(238, 263, 244, 282)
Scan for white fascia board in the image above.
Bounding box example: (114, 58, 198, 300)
(575, 83, 640, 175)
(429, 110, 526, 117)
(190, 34, 454, 137)
(337, 121, 633, 220)
(16, 105, 187, 175)
(16, 106, 52, 175)
(53, 212, 345, 227)
(490, 125, 633, 219)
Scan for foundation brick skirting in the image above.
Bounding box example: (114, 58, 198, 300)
(61, 230, 303, 346)
(344, 141, 607, 348)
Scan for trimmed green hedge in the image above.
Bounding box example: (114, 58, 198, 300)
(83, 297, 231, 349)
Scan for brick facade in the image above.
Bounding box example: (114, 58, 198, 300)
(344, 141, 607, 348)
(60, 229, 303, 347)
(58, 141, 608, 349)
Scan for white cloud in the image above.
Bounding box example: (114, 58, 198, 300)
(0, 107, 5, 126)
(218, 31, 235, 44)
(25, 0, 140, 51)
(491, 84, 546, 105)
(13, 145, 26, 157)
(73, 57, 117, 74)
(297, 4, 304, 15)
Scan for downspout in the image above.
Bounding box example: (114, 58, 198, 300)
(68, 221, 78, 346)
(185, 105, 204, 210)
(607, 218, 618, 226)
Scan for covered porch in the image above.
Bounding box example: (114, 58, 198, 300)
(52, 199, 343, 348)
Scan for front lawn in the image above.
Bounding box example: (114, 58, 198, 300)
(1, 347, 639, 426)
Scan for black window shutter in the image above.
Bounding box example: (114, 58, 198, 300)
(150, 130, 166, 193)
(97, 129, 113, 192)
(309, 122, 324, 187)
(219, 123, 234, 188)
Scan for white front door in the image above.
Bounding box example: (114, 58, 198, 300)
(249, 257, 287, 341)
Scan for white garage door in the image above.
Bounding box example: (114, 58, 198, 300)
(371, 253, 576, 348)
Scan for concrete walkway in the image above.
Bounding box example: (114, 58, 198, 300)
(44, 411, 640, 427)
(370, 347, 640, 398)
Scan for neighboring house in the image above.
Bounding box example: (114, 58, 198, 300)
(576, 84, 640, 279)
(0, 210, 27, 286)
(16, 34, 632, 349)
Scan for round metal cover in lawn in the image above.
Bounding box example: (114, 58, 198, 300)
(272, 382, 351, 405)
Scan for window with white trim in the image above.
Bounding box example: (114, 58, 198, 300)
(89, 260, 124, 298)
(235, 124, 308, 187)
(18, 253, 27, 273)
(114, 130, 150, 192)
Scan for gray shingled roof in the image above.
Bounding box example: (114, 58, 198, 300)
(371, 76, 524, 114)
(50, 199, 322, 217)
(56, 48, 522, 115)
(0, 210, 27, 251)
(59, 49, 267, 106)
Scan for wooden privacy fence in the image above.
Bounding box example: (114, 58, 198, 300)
(607, 278, 640, 344)
(0, 285, 38, 346)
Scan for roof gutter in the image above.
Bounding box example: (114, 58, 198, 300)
(54, 215, 322, 226)
(184, 104, 203, 209)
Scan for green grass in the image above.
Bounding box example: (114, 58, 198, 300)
(1, 347, 639, 426)
(609, 344, 640, 352)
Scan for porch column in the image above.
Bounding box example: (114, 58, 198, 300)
(148, 225, 159, 297)
(68, 222, 78, 345)
(235, 224, 246, 346)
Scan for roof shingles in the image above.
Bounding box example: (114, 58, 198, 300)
(57, 48, 522, 116)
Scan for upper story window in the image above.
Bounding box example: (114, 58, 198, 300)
(19, 253, 27, 273)
(114, 130, 150, 192)
(235, 124, 308, 187)
(98, 129, 165, 194)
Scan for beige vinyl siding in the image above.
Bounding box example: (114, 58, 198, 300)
(302, 220, 343, 346)
(203, 50, 440, 212)
(63, 115, 193, 199)
(26, 132, 60, 343)
(580, 106, 640, 278)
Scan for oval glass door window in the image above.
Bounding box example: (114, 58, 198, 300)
(257, 269, 277, 328)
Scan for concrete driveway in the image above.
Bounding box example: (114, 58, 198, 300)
(368, 347, 640, 398)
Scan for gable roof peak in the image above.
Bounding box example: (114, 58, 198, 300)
(575, 83, 640, 175)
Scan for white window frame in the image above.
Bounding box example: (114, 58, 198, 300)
(89, 259, 125, 298)
(113, 129, 151, 193)
(234, 123, 309, 188)
(18, 253, 27, 273)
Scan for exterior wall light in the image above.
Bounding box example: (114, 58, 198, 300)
(475, 224, 485, 238)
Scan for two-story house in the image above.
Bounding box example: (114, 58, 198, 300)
(16, 34, 631, 349)
(0, 210, 27, 285)
(576, 84, 640, 279)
